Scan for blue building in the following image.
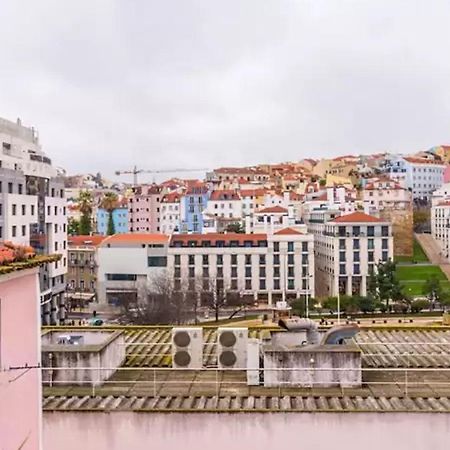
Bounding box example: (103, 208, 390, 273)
(180, 184, 210, 233)
(96, 207, 129, 235)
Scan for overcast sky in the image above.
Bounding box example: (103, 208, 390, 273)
(1, 0, 450, 182)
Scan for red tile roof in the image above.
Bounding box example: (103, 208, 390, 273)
(257, 205, 288, 214)
(170, 233, 267, 246)
(68, 235, 107, 247)
(161, 192, 181, 203)
(210, 190, 241, 201)
(274, 228, 303, 235)
(100, 233, 169, 246)
(330, 212, 385, 223)
(404, 157, 444, 165)
(240, 188, 266, 197)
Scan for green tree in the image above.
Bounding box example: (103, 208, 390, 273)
(423, 275, 443, 304)
(68, 218, 80, 236)
(226, 222, 244, 233)
(413, 208, 430, 232)
(357, 295, 376, 313)
(78, 190, 93, 235)
(411, 299, 430, 313)
(100, 192, 119, 235)
(367, 260, 403, 311)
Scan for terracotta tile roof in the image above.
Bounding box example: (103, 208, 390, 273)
(330, 212, 385, 223)
(209, 190, 241, 201)
(404, 156, 444, 165)
(274, 227, 303, 235)
(257, 205, 288, 214)
(240, 188, 266, 197)
(68, 235, 107, 247)
(161, 192, 181, 203)
(170, 233, 267, 246)
(100, 233, 169, 246)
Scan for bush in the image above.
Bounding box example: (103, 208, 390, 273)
(411, 299, 430, 313)
(393, 302, 408, 314)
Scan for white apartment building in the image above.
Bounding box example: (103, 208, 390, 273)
(307, 210, 393, 298)
(362, 178, 412, 212)
(97, 234, 169, 304)
(160, 192, 181, 234)
(0, 117, 67, 324)
(168, 230, 315, 305)
(431, 201, 450, 260)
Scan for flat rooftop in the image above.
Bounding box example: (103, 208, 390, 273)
(42, 325, 450, 413)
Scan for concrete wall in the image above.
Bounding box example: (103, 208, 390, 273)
(263, 345, 361, 388)
(43, 412, 450, 450)
(0, 268, 42, 450)
(42, 331, 125, 386)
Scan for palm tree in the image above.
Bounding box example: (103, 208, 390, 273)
(78, 190, 93, 235)
(100, 192, 119, 235)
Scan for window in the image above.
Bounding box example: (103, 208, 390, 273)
(245, 266, 252, 277)
(287, 254, 294, 264)
(353, 239, 360, 249)
(287, 242, 294, 252)
(273, 254, 280, 265)
(174, 255, 181, 265)
(202, 267, 209, 277)
(8, 182, 13, 194)
(368, 251, 374, 262)
(353, 264, 360, 274)
(382, 251, 389, 262)
(188, 267, 195, 278)
(245, 279, 252, 290)
(273, 242, 280, 252)
(367, 226, 374, 237)
(148, 256, 167, 267)
(274, 279, 280, 290)
(273, 266, 280, 277)
(188, 255, 195, 265)
(22, 225, 26, 236)
(231, 254, 237, 265)
(339, 252, 345, 262)
(352, 226, 360, 237)
(231, 279, 238, 290)
(259, 279, 266, 290)
(202, 255, 209, 265)
(382, 239, 388, 250)
(217, 255, 223, 265)
(287, 279, 295, 290)
(259, 267, 266, 277)
(339, 239, 346, 250)
(245, 255, 251, 265)
(21, 204, 26, 215)
(217, 266, 223, 278)
(368, 239, 374, 250)
(353, 252, 360, 262)
(231, 267, 238, 278)
(106, 274, 137, 281)
(302, 254, 308, 265)
(382, 226, 389, 237)
(12, 204, 16, 215)
(302, 242, 308, 252)
(288, 266, 294, 277)
(338, 226, 346, 237)
(12, 226, 16, 237)
(340, 264, 346, 275)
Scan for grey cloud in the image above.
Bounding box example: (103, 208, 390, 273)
(1, 0, 450, 182)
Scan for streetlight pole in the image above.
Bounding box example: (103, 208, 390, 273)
(337, 288, 341, 324)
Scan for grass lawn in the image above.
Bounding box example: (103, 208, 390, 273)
(396, 264, 449, 295)
(394, 239, 429, 263)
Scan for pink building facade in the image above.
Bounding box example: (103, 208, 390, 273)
(128, 184, 162, 233)
(0, 268, 42, 450)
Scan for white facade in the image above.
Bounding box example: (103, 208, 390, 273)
(97, 234, 169, 304)
(362, 178, 412, 212)
(168, 231, 315, 305)
(160, 193, 181, 234)
(0, 117, 67, 325)
(307, 210, 393, 298)
(431, 202, 450, 260)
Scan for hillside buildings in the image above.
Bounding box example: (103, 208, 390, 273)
(0, 117, 67, 324)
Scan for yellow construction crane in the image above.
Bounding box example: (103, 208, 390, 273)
(115, 165, 208, 185)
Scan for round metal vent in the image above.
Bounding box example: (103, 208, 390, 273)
(219, 331, 237, 347)
(173, 350, 191, 367)
(219, 350, 237, 367)
(173, 331, 191, 347)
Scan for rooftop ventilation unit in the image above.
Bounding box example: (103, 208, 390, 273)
(171, 327, 203, 369)
(217, 327, 248, 369)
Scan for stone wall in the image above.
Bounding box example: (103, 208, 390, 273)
(380, 207, 414, 257)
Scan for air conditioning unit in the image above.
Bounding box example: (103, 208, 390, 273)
(217, 327, 248, 369)
(171, 327, 203, 369)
